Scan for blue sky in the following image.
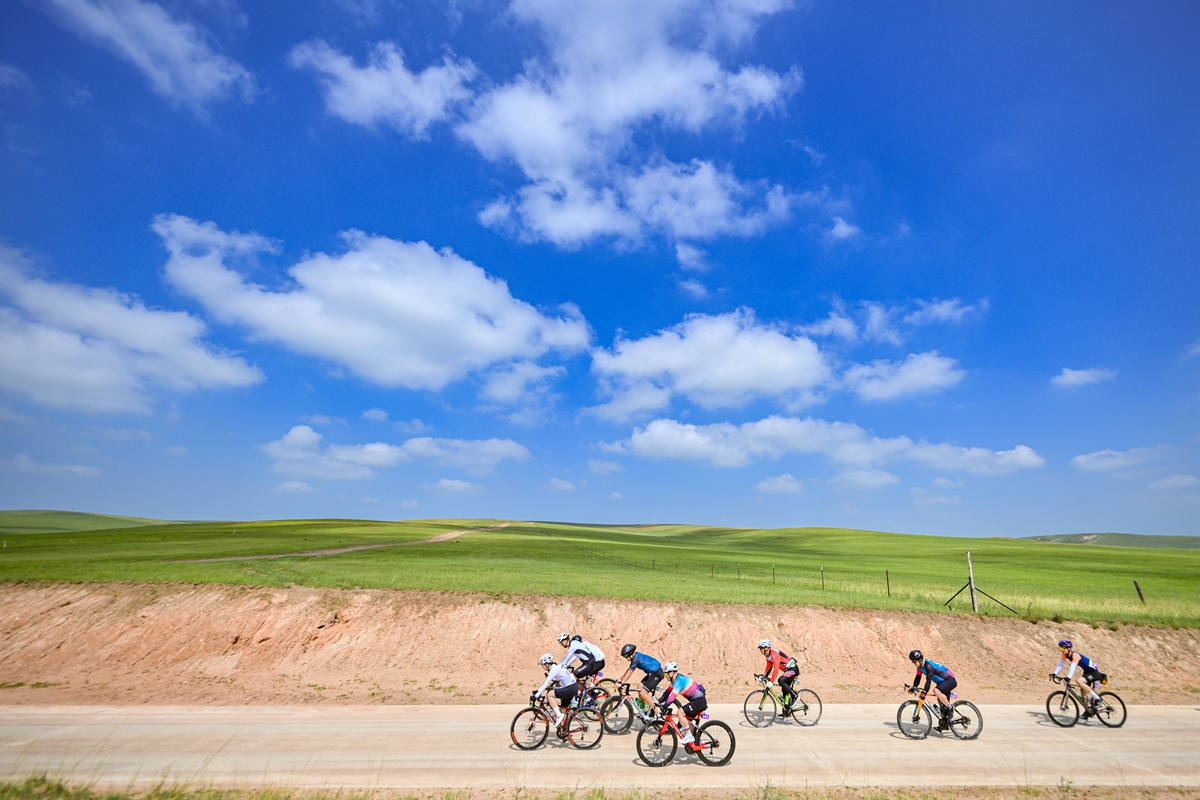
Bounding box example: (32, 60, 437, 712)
(1, 0, 1197, 535)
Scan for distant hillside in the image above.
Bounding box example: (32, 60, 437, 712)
(0, 510, 170, 535)
(1028, 532, 1200, 549)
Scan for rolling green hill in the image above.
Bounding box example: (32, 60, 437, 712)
(0, 510, 172, 535)
(1027, 532, 1200, 549)
(1, 516, 1197, 627)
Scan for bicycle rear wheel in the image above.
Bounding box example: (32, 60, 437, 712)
(1095, 692, 1127, 728)
(566, 709, 604, 749)
(790, 688, 822, 726)
(597, 677, 619, 695)
(949, 700, 983, 740)
(578, 686, 609, 714)
(636, 724, 678, 766)
(743, 689, 777, 728)
(896, 700, 932, 740)
(1046, 691, 1079, 727)
(695, 720, 736, 766)
(510, 707, 549, 750)
(600, 696, 634, 734)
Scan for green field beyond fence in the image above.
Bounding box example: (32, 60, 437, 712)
(1, 515, 1198, 627)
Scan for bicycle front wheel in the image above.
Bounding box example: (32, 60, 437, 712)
(566, 708, 604, 749)
(949, 700, 983, 740)
(896, 700, 932, 740)
(510, 707, 549, 750)
(600, 696, 634, 734)
(791, 688, 822, 726)
(636, 724, 678, 767)
(597, 677, 620, 695)
(579, 686, 609, 714)
(1046, 691, 1079, 727)
(743, 689, 777, 728)
(1095, 692, 1127, 728)
(695, 720, 736, 766)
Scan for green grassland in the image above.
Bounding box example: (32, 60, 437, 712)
(1027, 532, 1200, 549)
(1, 515, 1198, 627)
(0, 510, 173, 535)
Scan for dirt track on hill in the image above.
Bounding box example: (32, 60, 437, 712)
(1, 582, 1198, 706)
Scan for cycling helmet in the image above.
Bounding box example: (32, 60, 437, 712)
(620, 643, 637, 659)
(556, 632, 571, 645)
(663, 661, 678, 673)
(539, 653, 555, 666)
(758, 639, 772, 649)
(571, 634, 582, 642)
(1058, 640, 1073, 650)
(908, 649, 924, 663)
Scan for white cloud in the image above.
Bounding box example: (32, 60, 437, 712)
(603, 414, 1044, 474)
(547, 477, 575, 491)
(798, 305, 857, 341)
(1187, 340, 1200, 359)
(800, 298, 980, 345)
(87, 427, 152, 441)
(843, 351, 964, 401)
(0, 64, 34, 91)
(395, 418, 431, 434)
(903, 299, 977, 326)
(1148, 474, 1200, 491)
(362, 408, 389, 422)
(1052, 367, 1117, 388)
(5, 453, 101, 478)
(587, 459, 622, 475)
(0, 405, 32, 424)
(831, 469, 897, 490)
(289, 41, 476, 139)
(398, 499, 419, 508)
(911, 486, 961, 507)
(480, 361, 565, 406)
(826, 217, 860, 241)
(861, 302, 901, 345)
(165, 445, 188, 456)
(678, 278, 708, 298)
(589, 309, 830, 421)
(0, 246, 263, 414)
(400, 436, 530, 473)
(37, 0, 256, 116)
(302, 414, 344, 425)
(675, 243, 708, 271)
(932, 477, 964, 488)
(610, 492, 623, 499)
(1070, 446, 1162, 473)
(424, 477, 474, 493)
(277, 480, 316, 493)
(155, 214, 590, 394)
(756, 473, 802, 494)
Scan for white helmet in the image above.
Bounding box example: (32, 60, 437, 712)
(663, 661, 678, 673)
(758, 639, 772, 649)
(539, 653, 555, 666)
(556, 632, 571, 645)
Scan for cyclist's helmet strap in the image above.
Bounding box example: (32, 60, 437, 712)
(908, 649, 923, 663)
(620, 643, 637, 659)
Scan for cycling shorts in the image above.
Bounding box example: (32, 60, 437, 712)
(681, 695, 708, 719)
(936, 676, 957, 696)
(1082, 668, 1105, 686)
(553, 684, 579, 708)
(641, 669, 664, 692)
(573, 657, 605, 680)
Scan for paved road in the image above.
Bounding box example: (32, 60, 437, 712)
(3, 704, 1198, 789)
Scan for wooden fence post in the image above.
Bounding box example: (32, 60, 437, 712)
(967, 551, 979, 613)
(772, 564, 776, 584)
(886, 569, 891, 597)
(821, 566, 824, 591)
(1134, 580, 1146, 604)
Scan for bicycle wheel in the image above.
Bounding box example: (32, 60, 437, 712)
(579, 686, 609, 714)
(510, 707, 550, 750)
(566, 708, 604, 749)
(1095, 692, 1127, 728)
(601, 695, 634, 734)
(743, 689, 777, 728)
(790, 689, 822, 726)
(1046, 691, 1079, 727)
(949, 700, 983, 740)
(694, 720, 736, 767)
(636, 724, 678, 767)
(597, 677, 620, 695)
(896, 700, 932, 740)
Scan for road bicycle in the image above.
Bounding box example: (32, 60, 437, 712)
(636, 706, 735, 767)
(510, 693, 604, 750)
(1046, 674, 1126, 728)
(601, 681, 658, 734)
(896, 685, 982, 740)
(743, 674, 822, 727)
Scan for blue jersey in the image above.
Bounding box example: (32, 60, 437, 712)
(913, 659, 954, 687)
(630, 652, 661, 675)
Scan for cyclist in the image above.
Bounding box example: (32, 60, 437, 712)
(657, 661, 707, 750)
(908, 649, 956, 731)
(1050, 640, 1104, 715)
(531, 653, 578, 730)
(557, 632, 606, 686)
(617, 643, 665, 711)
(756, 638, 800, 717)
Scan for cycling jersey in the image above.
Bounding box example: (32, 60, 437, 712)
(629, 652, 662, 675)
(763, 648, 797, 681)
(912, 658, 954, 692)
(535, 663, 577, 698)
(560, 640, 605, 669)
(659, 673, 705, 706)
(1056, 652, 1099, 680)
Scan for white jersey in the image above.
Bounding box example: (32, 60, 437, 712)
(535, 663, 577, 697)
(560, 640, 605, 668)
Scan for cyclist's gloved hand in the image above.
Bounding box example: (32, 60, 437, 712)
(529, 693, 537, 704)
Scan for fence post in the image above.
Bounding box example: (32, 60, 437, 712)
(967, 551, 979, 613)
(1134, 580, 1146, 604)
(711, 563, 714, 578)
(652, 558, 655, 570)
(772, 564, 776, 584)
(886, 569, 890, 597)
(821, 567, 824, 591)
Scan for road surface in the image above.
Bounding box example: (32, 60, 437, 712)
(2, 704, 1198, 789)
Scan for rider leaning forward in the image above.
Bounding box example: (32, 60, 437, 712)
(1051, 639, 1105, 716)
(558, 632, 606, 685)
(531, 653, 577, 729)
(657, 661, 708, 750)
(756, 638, 800, 717)
(908, 649, 956, 731)
(618, 643, 665, 710)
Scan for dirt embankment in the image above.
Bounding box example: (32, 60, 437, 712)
(1, 582, 1197, 706)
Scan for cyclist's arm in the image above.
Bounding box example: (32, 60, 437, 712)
(533, 672, 555, 698)
(1052, 657, 1066, 677)
(559, 642, 584, 668)
(1066, 652, 1081, 679)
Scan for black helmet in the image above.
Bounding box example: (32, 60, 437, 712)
(908, 649, 923, 663)
(571, 634, 583, 643)
(620, 643, 637, 659)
